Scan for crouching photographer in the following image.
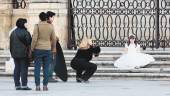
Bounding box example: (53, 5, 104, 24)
(71, 38, 101, 83)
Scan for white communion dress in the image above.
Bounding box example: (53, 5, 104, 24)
(114, 43, 155, 68)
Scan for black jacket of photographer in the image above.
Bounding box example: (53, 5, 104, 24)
(72, 46, 101, 62)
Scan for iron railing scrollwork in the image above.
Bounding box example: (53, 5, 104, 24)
(159, 0, 170, 49)
(68, 0, 170, 49)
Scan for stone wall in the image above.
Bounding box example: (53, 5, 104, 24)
(27, 0, 68, 49)
(0, 0, 12, 49)
(0, 0, 68, 49)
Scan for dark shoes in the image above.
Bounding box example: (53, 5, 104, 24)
(48, 78, 58, 83)
(36, 86, 41, 91)
(76, 78, 83, 83)
(35, 86, 48, 91)
(16, 86, 32, 90)
(22, 87, 32, 90)
(76, 78, 89, 83)
(43, 86, 48, 91)
(16, 87, 22, 90)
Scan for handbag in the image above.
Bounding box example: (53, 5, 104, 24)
(13, 30, 34, 64)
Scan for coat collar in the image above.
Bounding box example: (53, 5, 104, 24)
(39, 21, 47, 24)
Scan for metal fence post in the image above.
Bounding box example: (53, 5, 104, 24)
(67, 0, 77, 50)
(155, 0, 160, 49)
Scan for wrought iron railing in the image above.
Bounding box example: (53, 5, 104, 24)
(7, 0, 170, 49)
(68, 0, 170, 49)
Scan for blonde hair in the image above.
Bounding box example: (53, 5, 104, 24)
(79, 37, 92, 49)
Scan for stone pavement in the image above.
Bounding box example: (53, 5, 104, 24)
(0, 77, 170, 96)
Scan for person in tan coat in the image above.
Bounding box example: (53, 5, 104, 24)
(46, 11, 60, 82)
(31, 12, 56, 91)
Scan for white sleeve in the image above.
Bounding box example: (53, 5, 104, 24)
(136, 44, 141, 52)
(125, 43, 128, 48)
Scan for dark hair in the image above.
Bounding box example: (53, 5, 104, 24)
(16, 18, 27, 30)
(46, 11, 56, 19)
(39, 12, 47, 21)
(127, 35, 137, 46)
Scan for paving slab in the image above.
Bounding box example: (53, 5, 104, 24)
(0, 77, 170, 96)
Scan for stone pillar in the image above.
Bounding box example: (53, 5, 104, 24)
(0, 0, 69, 49)
(0, 0, 12, 50)
(0, 0, 29, 49)
(27, 0, 68, 49)
(11, 9, 29, 27)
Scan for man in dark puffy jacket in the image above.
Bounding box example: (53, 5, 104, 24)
(10, 18, 32, 90)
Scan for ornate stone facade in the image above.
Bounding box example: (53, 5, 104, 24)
(0, 0, 12, 49)
(0, 0, 68, 49)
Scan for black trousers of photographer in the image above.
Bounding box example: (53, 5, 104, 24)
(71, 58, 97, 81)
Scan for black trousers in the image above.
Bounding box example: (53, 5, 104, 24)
(13, 58, 29, 87)
(71, 58, 97, 81)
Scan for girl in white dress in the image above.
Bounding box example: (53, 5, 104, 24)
(114, 35, 155, 69)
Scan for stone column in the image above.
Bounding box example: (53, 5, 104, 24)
(0, 0, 69, 49)
(0, 0, 12, 50)
(27, 0, 68, 49)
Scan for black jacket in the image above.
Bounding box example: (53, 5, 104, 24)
(10, 28, 32, 58)
(73, 46, 101, 61)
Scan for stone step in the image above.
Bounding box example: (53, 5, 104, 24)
(145, 61, 170, 68)
(1, 49, 170, 56)
(64, 49, 170, 53)
(1, 66, 170, 79)
(1, 71, 170, 80)
(68, 73, 170, 80)
(63, 51, 170, 56)
(2, 66, 170, 73)
(65, 60, 170, 65)
(24, 67, 170, 73)
(0, 66, 4, 71)
(1, 50, 170, 56)
(0, 61, 4, 65)
(1, 50, 170, 79)
(0, 50, 170, 56)
(0, 57, 168, 63)
(1, 54, 169, 65)
(65, 61, 170, 68)
(64, 55, 170, 61)
(0, 55, 10, 61)
(0, 61, 115, 67)
(65, 61, 115, 67)
(1, 60, 170, 67)
(0, 60, 170, 69)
